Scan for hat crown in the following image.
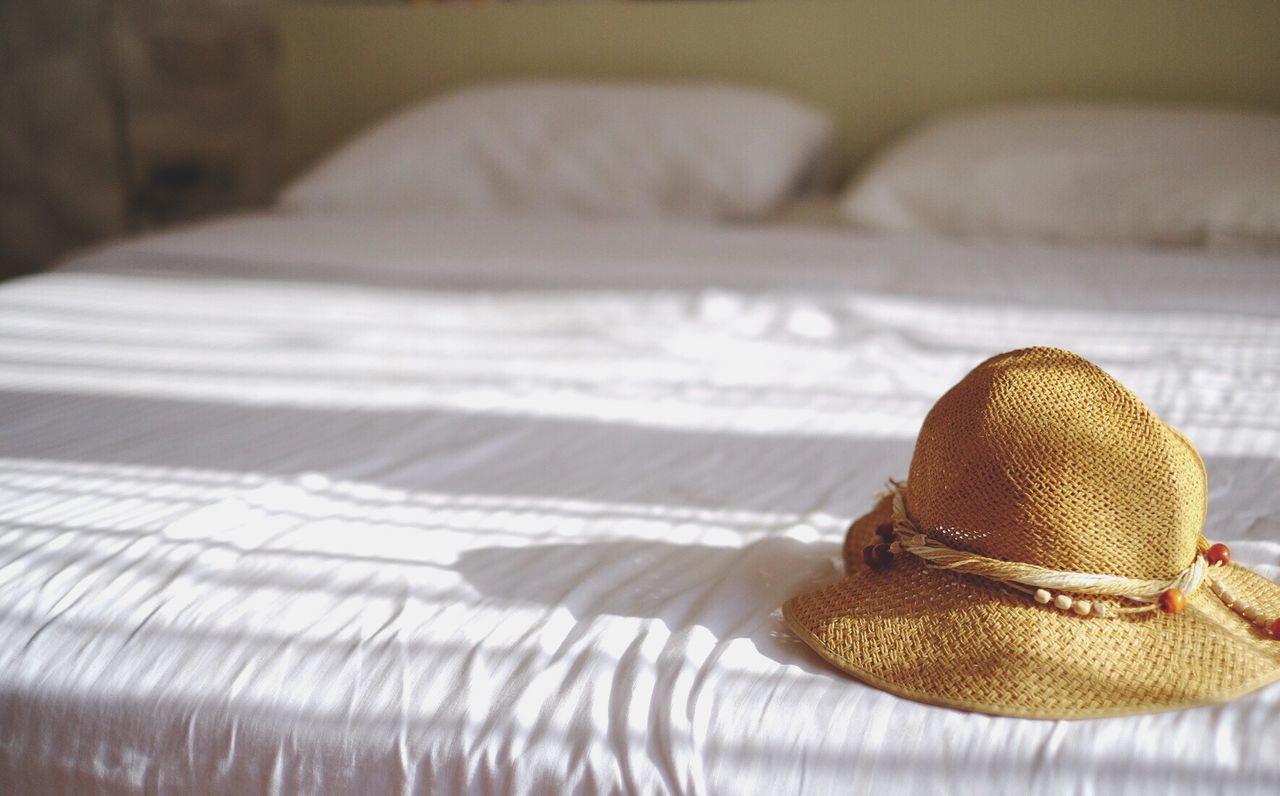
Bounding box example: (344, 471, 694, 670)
(906, 347, 1206, 580)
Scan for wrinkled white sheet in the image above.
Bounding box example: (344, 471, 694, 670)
(2, 214, 1280, 795)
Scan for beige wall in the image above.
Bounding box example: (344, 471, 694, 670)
(281, 0, 1280, 180)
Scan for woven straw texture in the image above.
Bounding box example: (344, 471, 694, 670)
(785, 347, 1280, 718)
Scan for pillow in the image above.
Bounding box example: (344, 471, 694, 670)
(280, 81, 834, 221)
(841, 104, 1280, 250)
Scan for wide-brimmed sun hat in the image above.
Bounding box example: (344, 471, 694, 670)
(784, 347, 1280, 719)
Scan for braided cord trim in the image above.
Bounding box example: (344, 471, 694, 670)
(886, 482, 1206, 616)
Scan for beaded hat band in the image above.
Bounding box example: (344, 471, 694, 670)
(784, 347, 1280, 719)
(867, 482, 1276, 636)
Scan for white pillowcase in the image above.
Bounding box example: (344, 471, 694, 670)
(280, 81, 834, 221)
(841, 104, 1280, 250)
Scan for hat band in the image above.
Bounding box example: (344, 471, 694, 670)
(874, 482, 1265, 626)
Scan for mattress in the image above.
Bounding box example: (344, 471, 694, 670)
(2, 213, 1279, 794)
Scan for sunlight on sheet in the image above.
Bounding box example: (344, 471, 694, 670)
(2, 272, 1279, 450)
(0, 458, 843, 711)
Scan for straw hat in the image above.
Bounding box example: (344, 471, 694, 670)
(784, 347, 1280, 719)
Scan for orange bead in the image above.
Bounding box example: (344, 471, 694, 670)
(1271, 618, 1280, 639)
(1159, 588, 1186, 613)
(875, 523, 896, 541)
(1207, 543, 1232, 567)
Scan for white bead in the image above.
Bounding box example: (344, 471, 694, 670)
(1243, 605, 1260, 621)
(1034, 589, 1052, 604)
(1094, 603, 1110, 618)
(1055, 594, 1073, 610)
(1073, 600, 1092, 616)
(1218, 588, 1236, 605)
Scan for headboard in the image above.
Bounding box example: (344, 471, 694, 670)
(280, 0, 1280, 180)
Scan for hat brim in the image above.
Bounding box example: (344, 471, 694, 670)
(783, 491, 1280, 719)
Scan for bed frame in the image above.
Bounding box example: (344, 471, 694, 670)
(280, 0, 1280, 179)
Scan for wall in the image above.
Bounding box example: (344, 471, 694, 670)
(281, 0, 1280, 179)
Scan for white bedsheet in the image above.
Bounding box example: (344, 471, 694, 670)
(2, 214, 1280, 794)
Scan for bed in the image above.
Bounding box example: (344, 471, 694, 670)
(3, 89, 1280, 794)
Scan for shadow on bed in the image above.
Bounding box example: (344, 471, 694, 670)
(453, 536, 842, 670)
(0, 391, 918, 517)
